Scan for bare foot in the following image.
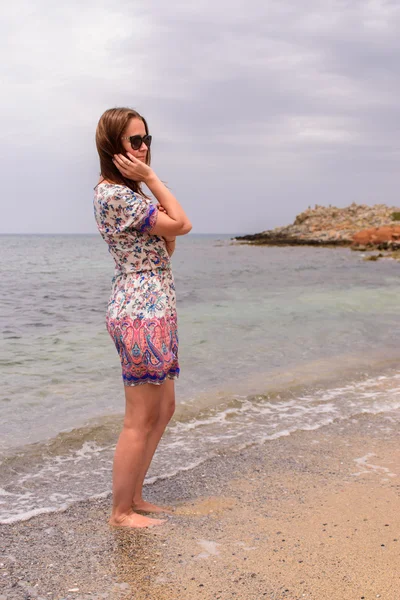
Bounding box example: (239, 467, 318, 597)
(132, 499, 175, 515)
(108, 511, 167, 528)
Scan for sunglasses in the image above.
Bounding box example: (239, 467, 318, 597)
(121, 134, 152, 151)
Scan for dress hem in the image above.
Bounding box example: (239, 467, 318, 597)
(122, 373, 179, 387)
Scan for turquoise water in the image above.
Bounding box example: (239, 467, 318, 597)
(0, 234, 399, 522)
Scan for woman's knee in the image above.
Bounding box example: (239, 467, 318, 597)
(123, 411, 159, 434)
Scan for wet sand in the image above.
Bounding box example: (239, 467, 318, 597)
(1, 411, 399, 600)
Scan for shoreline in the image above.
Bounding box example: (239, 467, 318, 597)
(1, 410, 399, 599)
(231, 238, 400, 262)
(2, 355, 399, 528)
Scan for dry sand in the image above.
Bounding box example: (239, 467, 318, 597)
(1, 411, 399, 600)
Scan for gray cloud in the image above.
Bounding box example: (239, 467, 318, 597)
(1, 0, 400, 234)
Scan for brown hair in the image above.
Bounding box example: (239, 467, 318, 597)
(95, 107, 151, 196)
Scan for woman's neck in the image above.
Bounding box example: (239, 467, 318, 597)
(98, 176, 117, 185)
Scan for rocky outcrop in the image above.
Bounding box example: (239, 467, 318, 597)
(352, 225, 400, 249)
(233, 203, 400, 252)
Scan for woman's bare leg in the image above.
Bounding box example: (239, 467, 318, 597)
(132, 379, 176, 513)
(109, 382, 168, 529)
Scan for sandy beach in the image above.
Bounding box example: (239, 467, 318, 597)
(1, 410, 399, 600)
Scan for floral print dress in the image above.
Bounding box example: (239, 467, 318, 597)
(93, 182, 179, 386)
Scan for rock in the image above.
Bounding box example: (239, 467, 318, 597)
(351, 245, 368, 252)
(352, 225, 400, 247)
(233, 203, 400, 249)
(364, 255, 380, 261)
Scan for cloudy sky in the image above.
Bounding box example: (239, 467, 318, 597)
(2, 0, 400, 234)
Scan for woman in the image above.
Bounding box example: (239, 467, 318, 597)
(93, 107, 192, 528)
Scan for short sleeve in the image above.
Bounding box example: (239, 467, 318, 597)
(111, 188, 158, 234)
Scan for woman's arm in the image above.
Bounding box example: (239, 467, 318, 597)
(164, 238, 176, 257)
(157, 206, 176, 256)
(113, 154, 192, 237)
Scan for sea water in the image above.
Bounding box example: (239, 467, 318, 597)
(1, 234, 399, 522)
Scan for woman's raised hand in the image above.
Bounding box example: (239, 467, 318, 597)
(113, 153, 154, 183)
